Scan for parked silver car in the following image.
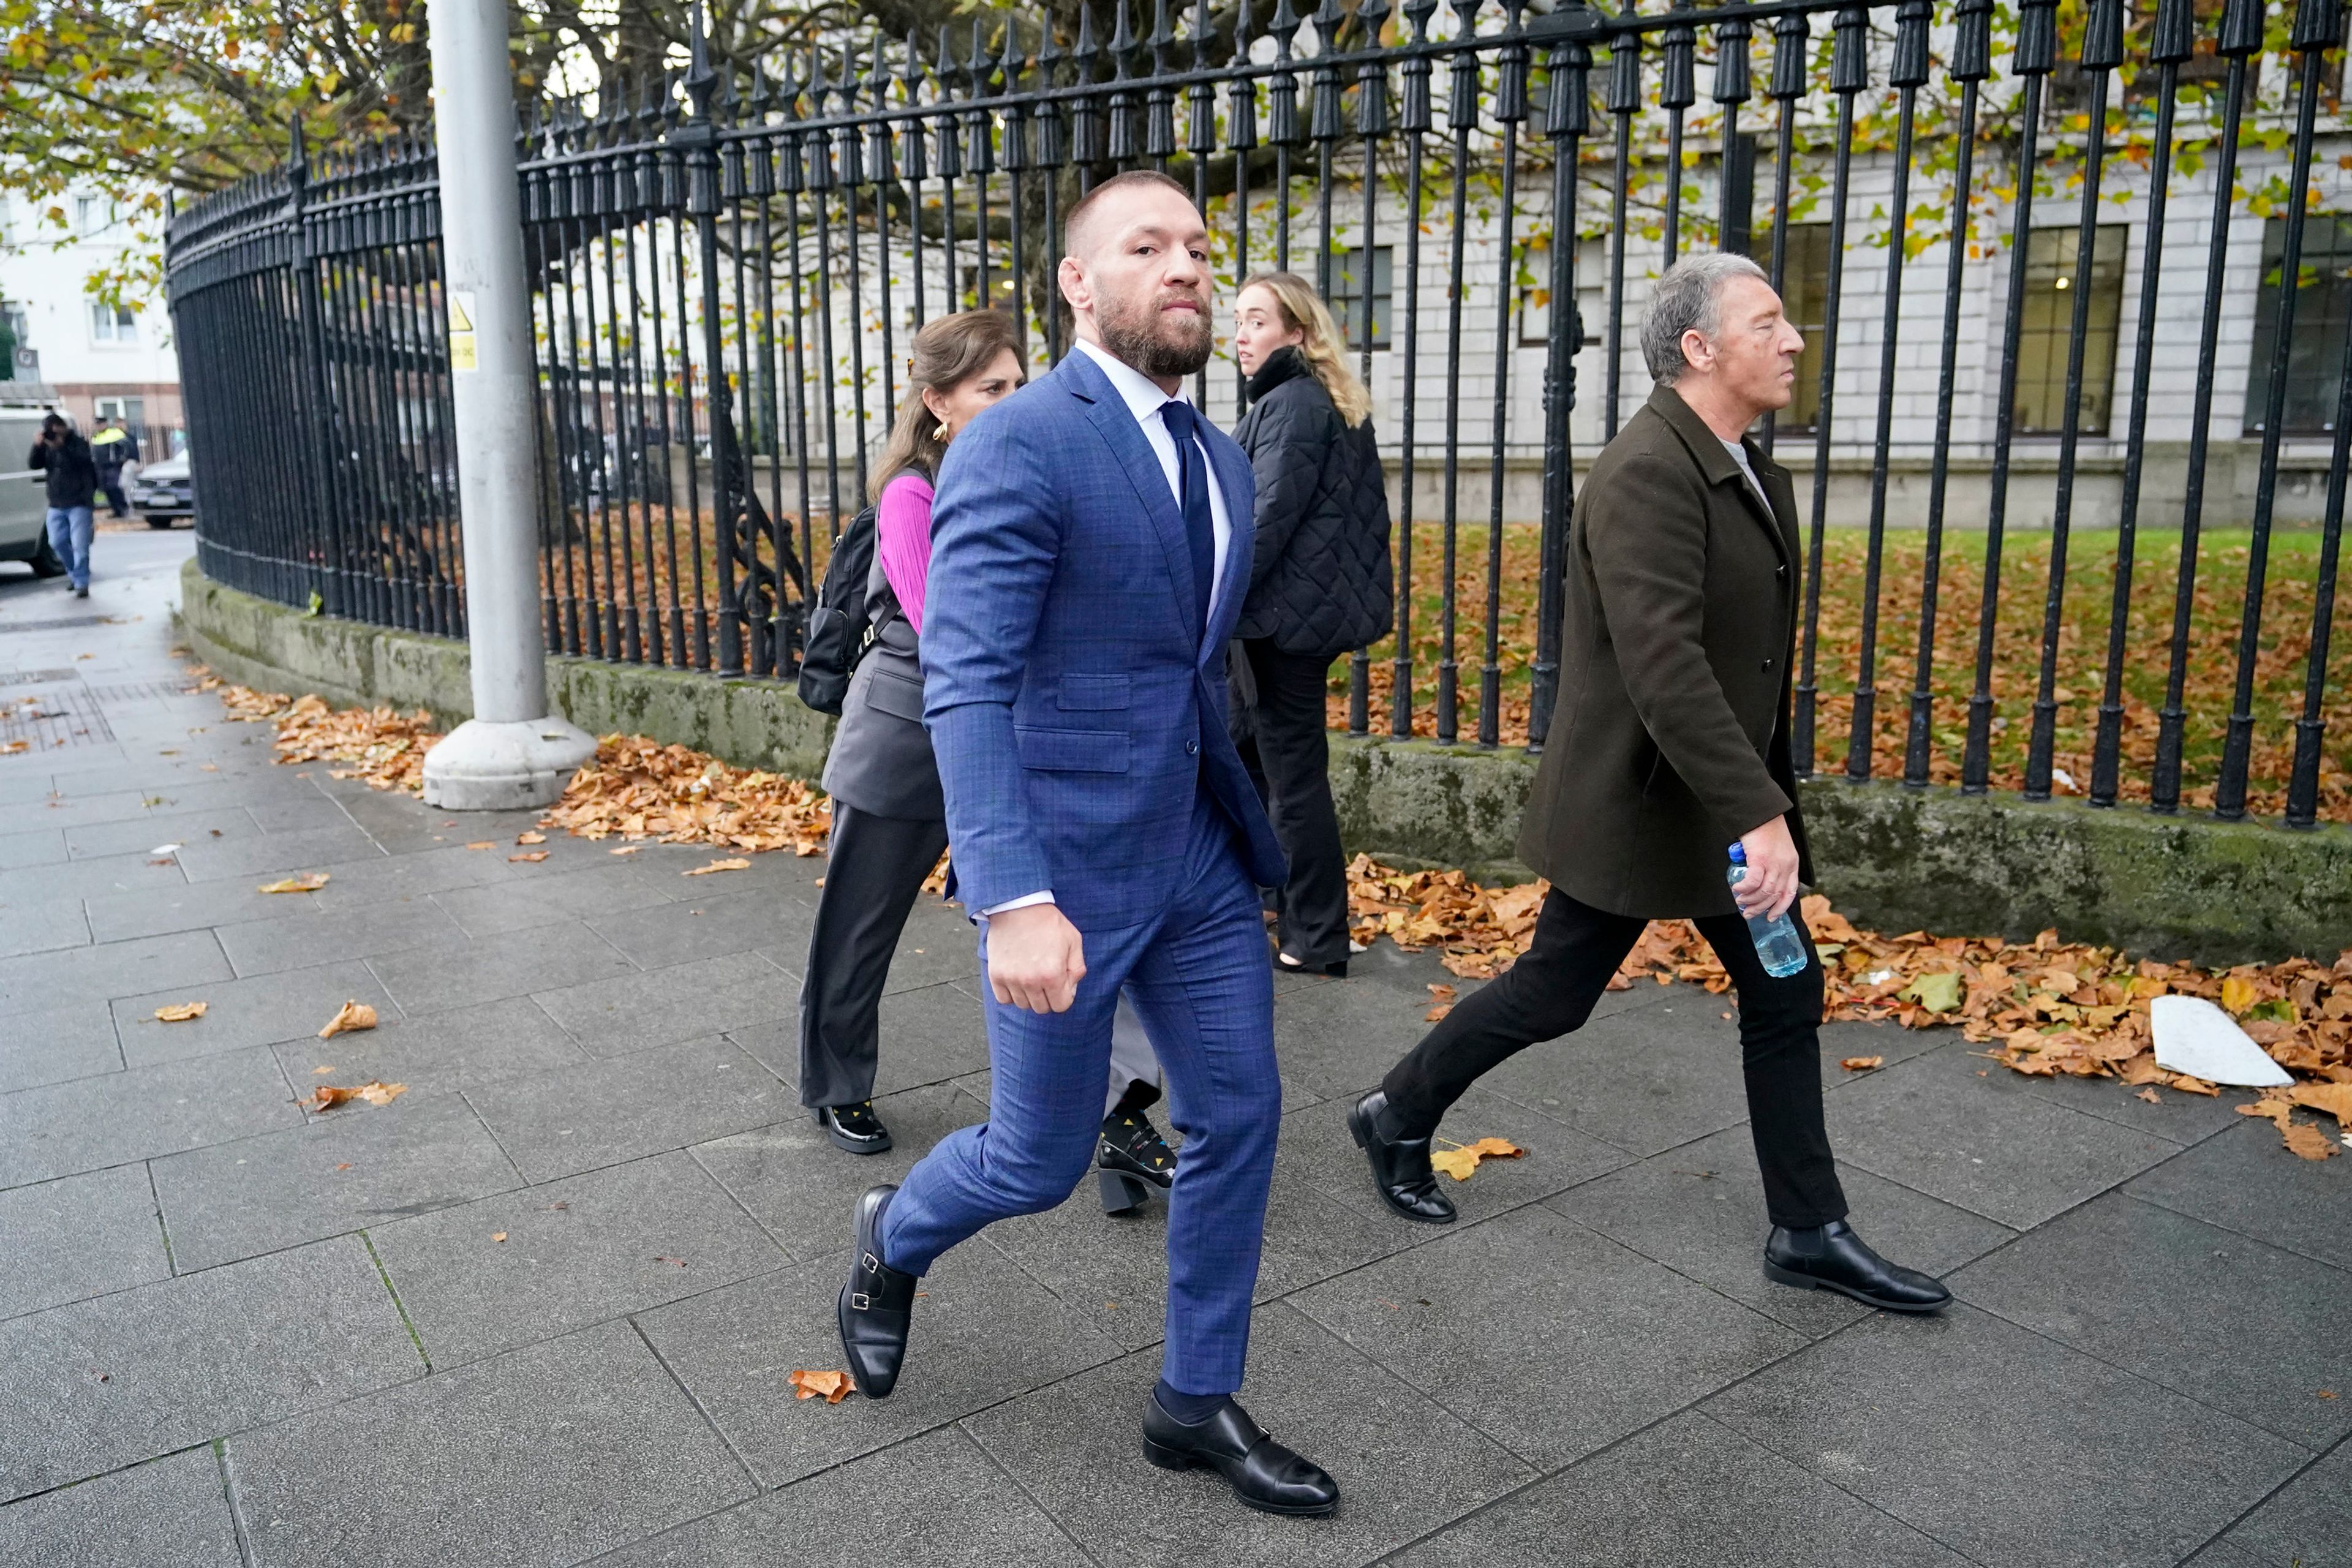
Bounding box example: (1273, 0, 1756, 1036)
(130, 451, 194, 527)
(0, 409, 66, 578)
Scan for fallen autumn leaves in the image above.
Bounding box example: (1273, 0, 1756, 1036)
(1347, 854, 2352, 1161)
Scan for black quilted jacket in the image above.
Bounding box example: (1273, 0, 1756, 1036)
(1231, 349, 1395, 657)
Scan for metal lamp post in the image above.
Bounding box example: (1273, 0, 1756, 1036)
(418, 0, 597, 809)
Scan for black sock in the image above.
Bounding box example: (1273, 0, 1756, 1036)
(1153, 1379, 1227, 1424)
(1109, 1077, 1163, 1120)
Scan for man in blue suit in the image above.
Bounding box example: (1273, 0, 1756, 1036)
(836, 171, 1339, 1517)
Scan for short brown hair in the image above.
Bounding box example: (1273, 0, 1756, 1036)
(1062, 169, 1197, 259)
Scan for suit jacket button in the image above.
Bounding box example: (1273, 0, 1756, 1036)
(1185, 739, 1200, 756)
(1762, 658, 1775, 671)
(1776, 564, 1789, 578)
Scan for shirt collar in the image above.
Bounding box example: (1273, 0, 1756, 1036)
(1073, 337, 1186, 429)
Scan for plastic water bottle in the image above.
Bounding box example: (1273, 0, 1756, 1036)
(1727, 843, 1810, 978)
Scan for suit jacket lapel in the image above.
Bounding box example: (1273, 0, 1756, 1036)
(1059, 351, 1201, 638)
(1646, 382, 1792, 572)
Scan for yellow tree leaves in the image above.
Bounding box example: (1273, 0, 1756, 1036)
(317, 1000, 377, 1039)
(153, 1001, 206, 1022)
(541, 736, 830, 856)
(789, 1368, 856, 1403)
(304, 1080, 405, 1112)
(257, 872, 329, 894)
(1427, 1137, 1525, 1181)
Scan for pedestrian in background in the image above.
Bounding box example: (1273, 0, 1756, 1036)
(90, 417, 138, 519)
(29, 413, 96, 597)
(800, 309, 1177, 1202)
(1229, 272, 1393, 978)
(1348, 253, 1948, 1316)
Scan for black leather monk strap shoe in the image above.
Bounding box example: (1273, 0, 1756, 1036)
(837, 1185, 919, 1397)
(1765, 1219, 1951, 1313)
(1347, 1090, 1457, 1224)
(1141, 1394, 1340, 1517)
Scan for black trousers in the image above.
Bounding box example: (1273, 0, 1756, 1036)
(798, 803, 949, 1109)
(1237, 639, 1351, 968)
(1381, 887, 1848, 1229)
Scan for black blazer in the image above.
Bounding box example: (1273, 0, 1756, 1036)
(1517, 382, 1813, 920)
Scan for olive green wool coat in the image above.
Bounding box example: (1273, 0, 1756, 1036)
(1518, 382, 1815, 921)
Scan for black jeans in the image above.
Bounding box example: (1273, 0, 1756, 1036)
(1381, 887, 1848, 1229)
(798, 803, 950, 1109)
(1237, 639, 1351, 967)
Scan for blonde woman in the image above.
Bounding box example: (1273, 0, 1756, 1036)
(1229, 272, 1393, 976)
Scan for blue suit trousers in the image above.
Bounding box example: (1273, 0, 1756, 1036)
(880, 796, 1280, 1396)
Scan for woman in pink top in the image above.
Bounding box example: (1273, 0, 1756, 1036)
(804, 313, 1023, 1155)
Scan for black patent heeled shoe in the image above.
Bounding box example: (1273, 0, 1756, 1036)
(813, 1101, 893, 1155)
(1098, 1108, 1177, 1215)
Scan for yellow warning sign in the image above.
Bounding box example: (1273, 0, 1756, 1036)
(447, 290, 478, 372)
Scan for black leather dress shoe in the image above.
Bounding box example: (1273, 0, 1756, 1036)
(837, 1185, 919, 1397)
(1765, 1220, 1951, 1313)
(813, 1101, 892, 1155)
(1277, 952, 1348, 978)
(1142, 1394, 1339, 1517)
(1347, 1090, 1456, 1224)
(1098, 1109, 1178, 1214)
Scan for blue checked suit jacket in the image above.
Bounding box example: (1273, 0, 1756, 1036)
(921, 345, 1288, 932)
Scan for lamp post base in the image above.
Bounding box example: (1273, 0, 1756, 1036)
(421, 717, 598, 811)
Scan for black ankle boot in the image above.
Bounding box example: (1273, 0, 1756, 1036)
(813, 1101, 892, 1155)
(1141, 1392, 1340, 1516)
(1347, 1090, 1455, 1224)
(837, 1186, 919, 1397)
(1765, 1219, 1951, 1313)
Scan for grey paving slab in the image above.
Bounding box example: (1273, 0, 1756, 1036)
(588, 883, 813, 971)
(170, 824, 380, 883)
(0, 1234, 420, 1502)
(2128, 1118, 2352, 1272)
(366, 919, 636, 1016)
(64, 807, 260, 861)
(153, 1092, 523, 1273)
(83, 877, 333, 946)
(1953, 1192, 2352, 1448)
(636, 1242, 1125, 1488)
(530, 948, 790, 1060)
(0, 927, 228, 1018)
(224, 1319, 753, 1568)
(1550, 1123, 2017, 1336)
(757, 887, 974, 991)
(0, 1164, 170, 1321)
(1817, 1013, 1950, 1074)
(1262, 967, 1451, 1103)
(0, 847, 185, 909)
(692, 1077, 991, 1261)
(368, 1148, 788, 1367)
(1391, 1411, 1970, 1568)
(213, 897, 466, 977)
(272, 993, 591, 1102)
(0, 892, 88, 960)
(0, 997, 119, 1093)
(0, 824, 64, 869)
(112, 960, 400, 1068)
(2208, 1440, 2352, 1567)
(1291, 1202, 1805, 1469)
(725, 976, 994, 1099)
(302, 844, 522, 910)
(0, 1046, 300, 1188)
(588, 1425, 1091, 1568)
(1474, 997, 1771, 1159)
(466, 1033, 794, 1182)
(0, 1447, 240, 1568)
(962, 1302, 1533, 1568)
(1823, 1038, 2188, 1229)
(429, 859, 677, 937)
(240, 794, 358, 834)
(1705, 1303, 2313, 1568)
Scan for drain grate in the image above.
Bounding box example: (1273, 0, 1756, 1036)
(0, 685, 116, 750)
(0, 668, 81, 687)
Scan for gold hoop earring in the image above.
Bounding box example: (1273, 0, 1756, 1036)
(932, 421, 951, 442)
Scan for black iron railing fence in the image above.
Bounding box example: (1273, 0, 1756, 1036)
(167, 0, 2350, 824)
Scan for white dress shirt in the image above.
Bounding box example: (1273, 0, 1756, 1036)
(980, 338, 1234, 920)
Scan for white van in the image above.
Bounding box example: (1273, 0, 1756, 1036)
(0, 406, 68, 577)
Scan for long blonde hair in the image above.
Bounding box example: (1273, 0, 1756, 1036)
(870, 310, 1024, 502)
(1239, 271, 1372, 428)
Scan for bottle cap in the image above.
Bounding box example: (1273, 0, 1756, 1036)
(1727, 843, 1746, 865)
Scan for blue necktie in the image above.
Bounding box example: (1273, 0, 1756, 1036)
(1159, 401, 1216, 639)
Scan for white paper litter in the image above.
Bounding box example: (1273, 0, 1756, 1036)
(2150, 996, 2294, 1087)
(150, 843, 182, 856)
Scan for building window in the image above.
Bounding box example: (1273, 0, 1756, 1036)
(1518, 239, 1556, 346)
(89, 301, 138, 345)
(1328, 245, 1392, 350)
(2012, 224, 2127, 437)
(2242, 214, 2352, 436)
(1774, 222, 1832, 435)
